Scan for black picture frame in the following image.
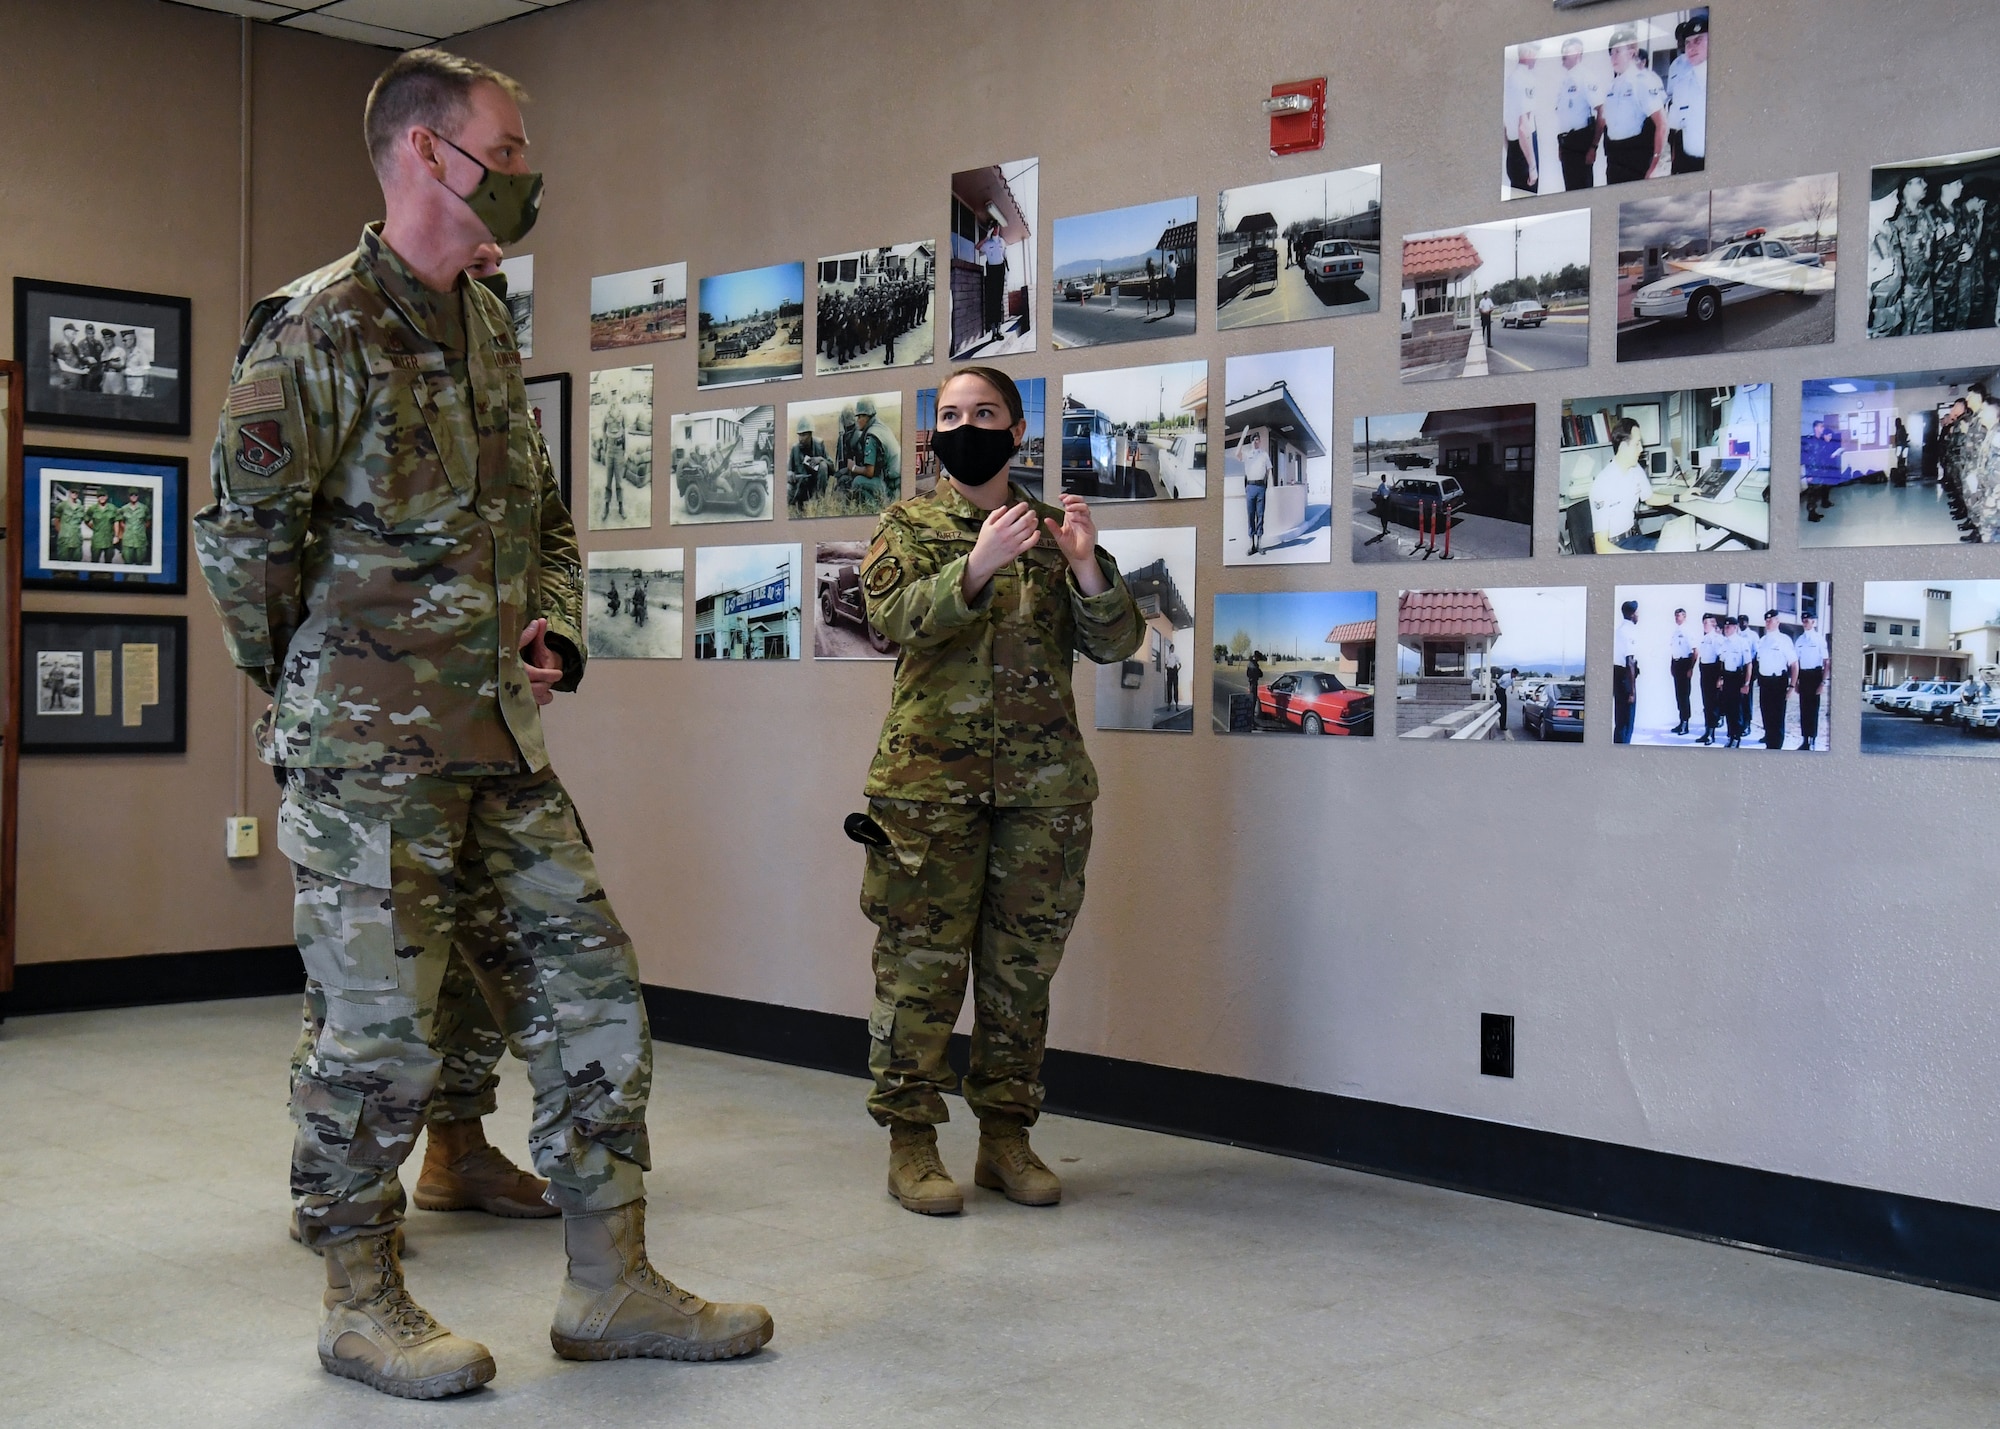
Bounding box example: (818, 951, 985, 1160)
(13, 277, 192, 436)
(21, 446, 189, 594)
(523, 371, 574, 511)
(20, 611, 187, 755)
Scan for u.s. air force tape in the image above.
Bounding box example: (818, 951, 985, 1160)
(863, 557, 903, 598)
(225, 378, 285, 416)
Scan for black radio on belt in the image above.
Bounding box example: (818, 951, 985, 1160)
(844, 813, 890, 848)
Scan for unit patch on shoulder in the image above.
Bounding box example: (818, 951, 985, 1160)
(225, 378, 285, 417)
(863, 556, 904, 599)
(235, 419, 294, 479)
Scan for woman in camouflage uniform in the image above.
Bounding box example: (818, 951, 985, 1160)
(857, 367, 1143, 1215)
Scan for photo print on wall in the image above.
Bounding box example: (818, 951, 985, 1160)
(587, 364, 653, 531)
(1610, 582, 1829, 750)
(590, 262, 687, 350)
(816, 241, 936, 375)
(1215, 165, 1381, 331)
(1212, 591, 1376, 736)
(949, 158, 1038, 360)
(586, 547, 683, 659)
(1222, 347, 1333, 565)
(1501, 8, 1709, 201)
(497, 253, 533, 357)
(1052, 195, 1197, 349)
(785, 392, 902, 520)
(22, 447, 187, 593)
(814, 541, 896, 660)
(1617, 174, 1837, 362)
(1559, 383, 1770, 553)
(14, 277, 191, 436)
(697, 262, 805, 388)
(1401, 210, 1591, 382)
(1059, 361, 1208, 502)
(1859, 580, 2000, 758)
(912, 378, 1046, 499)
(522, 371, 572, 510)
(667, 406, 777, 525)
(1396, 587, 1585, 741)
(1095, 526, 1196, 733)
(1868, 146, 2000, 339)
(1353, 404, 1535, 563)
(1801, 367, 2000, 547)
(694, 543, 802, 661)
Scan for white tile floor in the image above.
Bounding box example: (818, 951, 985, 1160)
(2, 996, 1997, 1427)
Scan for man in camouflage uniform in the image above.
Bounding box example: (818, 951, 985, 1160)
(787, 413, 828, 512)
(83, 491, 119, 564)
(116, 490, 150, 567)
(598, 390, 628, 524)
(845, 395, 892, 509)
(192, 49, 769, 1400)
(857, 365, 1142, 1217)
(1882, 175, 1939, 336)
(51, 486, 86, 564)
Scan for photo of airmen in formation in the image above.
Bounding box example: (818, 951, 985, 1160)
(1617, 174, 1838, 362)
(785, 393, 901, 520)
(1401, 211, 1591, 381)
(1354, 404, 1536, 563)
(46, 317, 160, 395)
(911, 379, 1045, 498)
(590, 261, 687, 350)
(1859, 580, 2000, 759)
(1052, 196, 1197, 349)
(1396, 587, 1586, 742)
(1212, 590, 1376, 737)
(1501, 9, 1709, 200)
(949, 158, 1038, 360)
(698, 263, 806, 387)
(669, 405, 776, 526)
(815, 241, 934, 374)
(1216, 166, 1381, 331)
(1868, 148, 2000, 339)
(38, 474, 158, 572)
(35, 650, 84, 716)
(1560, 385, 1770, 552)
(1800, 367, 2000, 547)
(587, 363, 654, 531)
(1611, 583, 1829, 750)
(585, 548, 683, 660)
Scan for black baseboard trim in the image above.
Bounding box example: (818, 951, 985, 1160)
(3, 945, 304, 1020)
(643, 983, 2000, 1302)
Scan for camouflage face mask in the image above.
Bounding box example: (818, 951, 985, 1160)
(440, 136, 543, 245)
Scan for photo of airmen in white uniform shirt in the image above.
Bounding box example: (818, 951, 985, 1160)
(1501, 8, 1709, 201)
(1559, 385, 1770, 553)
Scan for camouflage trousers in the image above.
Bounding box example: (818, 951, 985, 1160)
(281, 766, 651, 1248)
(859, 798, 1092, 1129)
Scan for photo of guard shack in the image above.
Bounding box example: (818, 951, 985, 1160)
(1396, 587, 1586, 741)
(949, 158, 1038, 359)
(1353, 404, 1536, 562)
(1216, 165, 1381, 331)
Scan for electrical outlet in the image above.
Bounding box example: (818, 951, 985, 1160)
(225, 816, 260, 859)
(1480, 1013, 1514, 1078)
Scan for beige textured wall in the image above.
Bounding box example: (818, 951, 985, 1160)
(2, 0, 381, 964)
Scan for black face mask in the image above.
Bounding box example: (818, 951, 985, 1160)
(932, 423, 1017, 486)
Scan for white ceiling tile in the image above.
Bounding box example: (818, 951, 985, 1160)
(318, 0, 542, 37)
(160, 0, 302, 18)
(280, 12, 437, 46)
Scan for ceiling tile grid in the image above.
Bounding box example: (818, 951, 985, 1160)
(159, 0, 580, 48)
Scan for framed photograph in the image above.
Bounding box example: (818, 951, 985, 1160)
(694, 544, 802, 660)
(1402, 211, 1591, 381)
(591, 262, 688, 351)
(1095, 526, 1196, 732)
(522, 372, 572, 510)
(1396, 588, 1585, 740)
(668, 405, 776, 525)
(1053, 196, 1197, 349)
(22, 446, 187, 593)
(1559, 384, 1770, 552)
(697, 263, 805, 388)
(949, 159, 1039, 360)
(1861, 581, 2000, 758)
(14, 278, 191, 436)
(1213, 591, 1377, 736)
(784, 392, 902, 519)
(1059, 361, 1208, 502)
(586, 547, 683, 659)
(1868, 147, 2000, 338)
(1216, 165, 1381, 330)
(816, 242, 935, 374)
(1801, 366, 2000, 547)
(20, 611, 187, 754)
(1354, 405, 1535, 562)
(1611, 582, 1829, 750)
(587, 365, 653, 531)
(1225, 348, 1334, 565)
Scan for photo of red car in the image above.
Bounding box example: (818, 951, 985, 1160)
(1256, 670, 1373, 735)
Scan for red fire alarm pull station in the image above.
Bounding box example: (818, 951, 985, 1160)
(1266, 78, 1326, 157)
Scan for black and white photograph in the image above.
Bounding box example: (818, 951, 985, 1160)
(1501, 9, 1709, 200)
(1353, 405, 1536, 564)
(694, 543, 802, 661)
(1397, 588, 1585, 741)
(21, 447, 186, 593)
(1216, 165, 1381, 331)
(697, 263, 805, 387)
(14, 277, 190, 435)
(19, 610, 187, 754)
(1559, 384, 1770, 553)
(1801, 367, 2000, 547)
(1212, 591, 1376, 736)
(1860, 581, 2000, 758)
(668, 405, 777, 526)
(1401, 211, 1591, 382)
(784, 393, 901, 520)
(949, 158, 1038, 360)
(587, 364, 653, 531)
(816, 241, 935, 375)
(1052, 196, 1197, 349)
(815, 541, 896, 660)
(586, 548, 682, 659)
(590, 261, 687, 350)
(1868, 147, 2000, 339)
(1096, 526, 1196, 733)
(522, 371, 572, 510)
(1611, 583, 1830, 751)
(1618, 175, 1837, 362)
(1060, 361, 1207, 502)
(1223, 348, 1332, 566)
(498, 253, 534, 357)
(912, 378, 1045, 498)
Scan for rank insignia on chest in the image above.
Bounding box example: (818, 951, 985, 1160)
(236, 419, 294, 478)
(863, 556, 903, 598)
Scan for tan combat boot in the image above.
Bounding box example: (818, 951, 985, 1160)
(974, 1119, 1062, 1206)
(550, 1200, 774, 1362)
(414, 1119, 558, 1218)
(888, 1121, 963, 1215)
(318, 1230, 495, 1399)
